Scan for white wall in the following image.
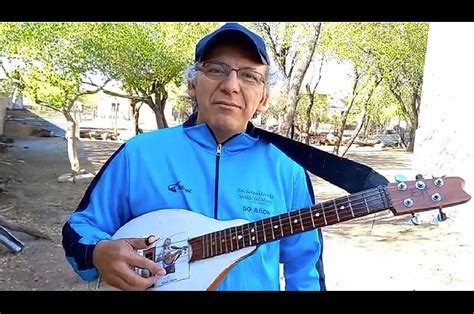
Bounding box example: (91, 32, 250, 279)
(413, 22, 474, 238)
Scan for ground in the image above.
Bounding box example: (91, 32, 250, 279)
(1, 109, 473, 290)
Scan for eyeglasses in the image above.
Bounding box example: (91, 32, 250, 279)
(197, 61, 266, 87)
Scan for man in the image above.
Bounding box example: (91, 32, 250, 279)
(62, 22, 326, 291)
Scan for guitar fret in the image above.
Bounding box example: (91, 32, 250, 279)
(248, 224, 253, 246)
(241, 225, 245, 247)
(363, 192, 370, 213)
(202, 235, 206, 259)
(224, 228, 229, 253)
(254, 221, 259, 244)
(262, 220, 267, 242)
(219, 230, 223, 255)
(234, 227, 239, 250)
(229, 228, 234, 252)
(269, 217, 275, 239)
(287, 212, 293, 234)
(347, 195, 355, 217)
(309, 207, 316, 228)
(207, 234, 213, 257)
(211, 232, 215, 256)
(278, 215, 284, 237)
(321, 202, 328, 225)
(204, 233, 208, 258)
(298, 210, 304, 231)
(333, 199, 340, 222)
(214, 231, 217, 255)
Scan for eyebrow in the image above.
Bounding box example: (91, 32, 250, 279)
(205, 60, 260, 71)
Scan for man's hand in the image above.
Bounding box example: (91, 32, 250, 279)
(93, 235, 166, 291)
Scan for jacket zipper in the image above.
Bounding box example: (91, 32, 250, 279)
(214, 143, 222, 219)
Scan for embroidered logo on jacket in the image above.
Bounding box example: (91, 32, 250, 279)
(168, 181, 192, 193)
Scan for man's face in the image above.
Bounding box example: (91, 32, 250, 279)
(188, 44, 268, 141)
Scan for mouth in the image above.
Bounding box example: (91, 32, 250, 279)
(213, 100, 241, 109)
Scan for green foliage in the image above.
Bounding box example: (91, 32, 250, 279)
(0, 22, 105, 111)
(89, 22, 218, 96)
(168, 83, 192, 113)
(252, 22, 320, 79)
(319, 22, 429, 130)
(295, 93, 328, 123)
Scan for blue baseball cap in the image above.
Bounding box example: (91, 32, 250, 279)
(195, 23, 270, 66)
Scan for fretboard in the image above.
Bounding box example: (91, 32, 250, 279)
(188, 185, 390, 262)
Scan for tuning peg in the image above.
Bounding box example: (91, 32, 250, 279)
(395, 174, 407, 183)
(410, 213, 420, 225)
(415, 174, 424, 180)
(432, 175, 446, 188)
(436, 208, 447, 222)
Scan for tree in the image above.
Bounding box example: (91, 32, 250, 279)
(302, 55, 326, 145)
(168, 83, 192, 124)
(320, 23, 406, 154)
(382, 23, 429, 152)
(0, 22, 109, 177)
(252, 22, 322, 138)
(319, 22, 429, 153)
(90, 22, 218, 132)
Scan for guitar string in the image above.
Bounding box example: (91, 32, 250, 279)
(189, 191, 444, 256)
(188, 191, 385, 254)
(188, 185, 446, 257)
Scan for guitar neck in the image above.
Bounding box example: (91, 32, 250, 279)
(189, 185, 391, 262)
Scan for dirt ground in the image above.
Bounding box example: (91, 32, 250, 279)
(1, 109, 473, 291)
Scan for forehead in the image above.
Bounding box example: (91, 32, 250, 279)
(204, 44, 266, 70)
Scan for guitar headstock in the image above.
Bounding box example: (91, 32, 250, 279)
(386, 175, 471, 216)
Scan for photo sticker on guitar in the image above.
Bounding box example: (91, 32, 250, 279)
(153, 233, 190, 287)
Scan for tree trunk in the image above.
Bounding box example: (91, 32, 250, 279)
(304, 93, 315, 145)
(332, 70, 361, 155)
(333, 105, 352, 156)
(63, 109, 80, 176)
(146, 83, 169, 129)
(406, 91, 420, 152)
(388, 81, 420, 152)
(130, 99, 141, 135)
(362, 115, 370, 141)
(314, 119, 320, 135)
(0, 214, 52, 240)
(303, 53, 324, 145)
(154, 110, 167, 129)
(341, 112, 367, 157)
(340, 75, 382, 157)
(279, 23, 322, 137)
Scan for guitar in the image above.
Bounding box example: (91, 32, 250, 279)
(96, 176, 471, 291)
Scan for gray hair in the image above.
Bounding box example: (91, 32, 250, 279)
(183, 62, 282, 111)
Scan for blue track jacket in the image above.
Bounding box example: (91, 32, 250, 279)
(62, 120, 325, 290)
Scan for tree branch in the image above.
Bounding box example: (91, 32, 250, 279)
(0, 62, 23, 88)
(81, 80, 99, 87)
(103, 89, 148, 102)
(257, 22, 286, 75)
(34, 99, 63, 114)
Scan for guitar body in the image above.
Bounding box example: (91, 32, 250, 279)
(110, 209, 256, 291)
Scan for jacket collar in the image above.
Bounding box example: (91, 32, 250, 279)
(183, 112, 259, 154)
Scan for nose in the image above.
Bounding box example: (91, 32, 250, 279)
(219, 69, 241, 94)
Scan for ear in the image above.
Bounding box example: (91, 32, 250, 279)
(187, 81, 196, 98)
(256, 90, 269, 113)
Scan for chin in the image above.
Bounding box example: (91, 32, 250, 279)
(211, 118, 242, 134)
